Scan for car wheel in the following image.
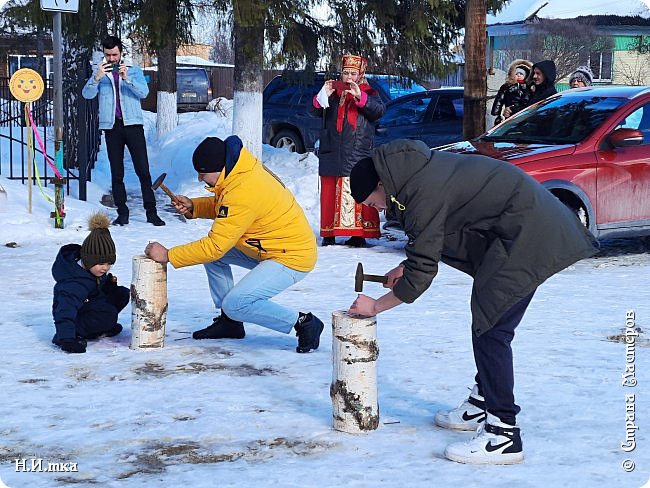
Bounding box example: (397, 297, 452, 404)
(562, 201, 589, 228)
(271, 129, 305, 154)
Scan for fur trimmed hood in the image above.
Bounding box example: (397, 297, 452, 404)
(506, 59, 533, 84)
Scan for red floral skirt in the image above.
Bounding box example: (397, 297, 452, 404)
(320, 175, 380, 238)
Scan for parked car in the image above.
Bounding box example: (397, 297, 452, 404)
(176, 67, 212, 112)
(262, 71, 426, 153)
(437, 86, 650, 239)
(374, 87, 464, 148)
(142, 67, 212, 113)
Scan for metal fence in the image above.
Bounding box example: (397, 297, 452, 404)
(0, 76, 100, 200)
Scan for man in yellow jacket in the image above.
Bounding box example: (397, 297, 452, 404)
(145, 135, 323, 353)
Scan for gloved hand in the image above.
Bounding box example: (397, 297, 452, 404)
(102, 273, 118, 293)
(58, 337, 87, 354)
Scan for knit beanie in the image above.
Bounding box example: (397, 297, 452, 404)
(81, 212, 116, 269)
(569, 66, 594, 86)
(515, 65, 530, 78)
(192, 137, 226, 173)
(350, 157, 380, 203)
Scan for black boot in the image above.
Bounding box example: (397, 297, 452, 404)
(112, 214, 129, 226)
(113, 206, 129, 226)
(192, 313, 245, 339)
(146, 210, 165, 226)
(344, 236, 366, 248)
(84, 323, 123, 340)
(321, 237, 335, 246)
(295, 312, 324, 353)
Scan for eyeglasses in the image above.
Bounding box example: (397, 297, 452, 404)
(341, 71, 358, 76)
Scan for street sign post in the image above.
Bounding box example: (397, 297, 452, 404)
(40, 0, 79, 13)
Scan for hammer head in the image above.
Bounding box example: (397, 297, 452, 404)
(355, 262, 364, 292)
(152, 172, 167, 191)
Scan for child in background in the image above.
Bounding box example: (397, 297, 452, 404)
(491, 59, 533, 125)
(51, 212, 129, 353)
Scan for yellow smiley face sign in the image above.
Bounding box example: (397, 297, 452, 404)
(9, 68, 45, 103)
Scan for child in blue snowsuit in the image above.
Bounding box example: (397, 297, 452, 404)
(51, 212, 129, 353)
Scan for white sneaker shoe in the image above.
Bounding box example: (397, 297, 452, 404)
(434, 385, 486, 431)
(444, 413, 524, 465)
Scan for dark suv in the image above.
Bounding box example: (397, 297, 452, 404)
(142, 67, 212, 113)
(262, 72, 425, 153)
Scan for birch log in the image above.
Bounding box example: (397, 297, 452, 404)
(330, 310, 379, 433)
(130, 255, 167, 349)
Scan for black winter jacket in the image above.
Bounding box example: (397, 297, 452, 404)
(51, 244, 116, 341)
(491, 83, 531, 123)
(313, 88, 385, 177)
(372, 140, 599, 337)
(527, 60, 558, 106)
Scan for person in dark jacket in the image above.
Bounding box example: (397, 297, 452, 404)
(526, 59, 557, 106)
(51, 212, 129, 354)
(348, 139, 598, 465)
(312, 54, 385, 248)
(504, 59, 557, 119)
(491, 59, 533, 125)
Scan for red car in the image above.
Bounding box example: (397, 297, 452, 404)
(438, 86, 650, 239)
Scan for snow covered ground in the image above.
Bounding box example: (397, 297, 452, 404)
(0, 106, 649, 487)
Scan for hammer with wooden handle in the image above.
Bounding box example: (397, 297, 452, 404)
(355, 262, 388, 293)
(151, 173, 177, 202)
(151, 173, 192, 218)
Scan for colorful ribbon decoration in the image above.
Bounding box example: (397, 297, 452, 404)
(24, 104, 63, 217)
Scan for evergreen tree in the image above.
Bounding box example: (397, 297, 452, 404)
(126, 0, 195, 136)
(0, 0, 126, 171)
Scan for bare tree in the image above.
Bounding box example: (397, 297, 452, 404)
(616, 37, 650, 85)
(211, 25, 235, 64)
(527, 18, 613, 82)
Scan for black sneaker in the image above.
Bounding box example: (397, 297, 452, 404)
(146, 212, 166, 226)
(294, 312, 324, 353)
(344, 236, 366, 247)
(112, 214, 129, 226)
(192, 313, 245, 340)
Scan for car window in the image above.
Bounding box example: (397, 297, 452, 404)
(370, 76, 426, 99)
(266, 81, 297, 104)
(177, 70, 207, 84)
(381, 96, 434, 127)
(617, 103, 650, 144)
(433, 94, 463, 120)
(484, 95, 627, 144)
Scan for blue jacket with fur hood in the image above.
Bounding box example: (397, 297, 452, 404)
(51, 244, 114, 342)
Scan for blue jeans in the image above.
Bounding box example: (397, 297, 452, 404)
(204, 248, 308, 333)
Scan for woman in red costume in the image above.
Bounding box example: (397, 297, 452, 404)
(312, 55, 385, 247)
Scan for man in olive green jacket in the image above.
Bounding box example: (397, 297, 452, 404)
(348, 139, 598, 465)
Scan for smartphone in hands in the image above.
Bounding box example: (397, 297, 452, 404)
(331, 80, 351, 91)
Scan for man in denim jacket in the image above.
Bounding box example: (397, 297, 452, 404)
(82, 35, 164, 226)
